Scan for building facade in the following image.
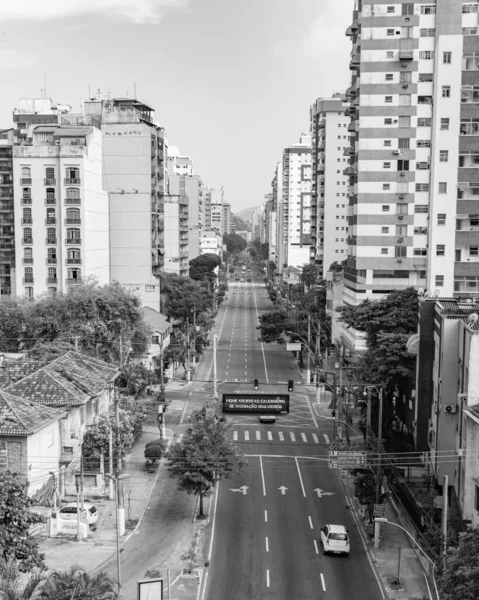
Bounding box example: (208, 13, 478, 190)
(310, 95, 350, 277)
(343, 0, 479, 349)
(0, 129, 14, 296)
(164, 194, 189, 276)
(13, 124, 109, 298)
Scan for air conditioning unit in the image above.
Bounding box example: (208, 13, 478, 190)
(397, 258, 403, 263)
(398, 215, 404, 220)
(393, 150, 401, 155)
(458, 393, 468, 403)
(399, 194, 405, 199)
(444, 404, 458, 414)
(400, 171, 406, 177)
(402, 84, 409, 89)
(397, 237, 404, 242)
(402, 62, 408, 67)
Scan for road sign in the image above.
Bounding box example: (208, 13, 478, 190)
(328, 450, 367, 469)
(286, 343, 301, 352)
(222, 393, 289, 414)
(373, 503, 386, 518)
(229, 486, 249, 495)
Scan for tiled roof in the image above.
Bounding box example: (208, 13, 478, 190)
(142, 307, 170, 334)
(4, 351, 119, 408)
(0, 391, 65, 436)
(0, 356, 41, 388)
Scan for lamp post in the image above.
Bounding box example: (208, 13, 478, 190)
(105, 473, 130, 598)
(364, 385, 384, 545)
(213, 334, 218, 401)
(374, 518, 439, 599)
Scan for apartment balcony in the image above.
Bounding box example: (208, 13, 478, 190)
(46, 258, 57, 264)
(23, 277, 34, 284)
(46, 237, 58, 245)
(21, 218, 33, 225)
(66, 278, 82, 285)
(65, 197, 81, 205)
(65, 218, 81, 225)
(456, 229, 479, 244)
(22, 258, 34, 265)
(345, 106, 356, 117)
(347, 121, 357, 132)
(399, 39, 414, 61)
(20, 178, 32, 185)
(46, 277, 58, 285)
(65, 238, 81, 244)
(343, 147, 354, 157)
(64, 178, 81, 185)
(44, 178, 56, 185)
(45, 218, 57, 225)
(22, 237, 33, 244)
(66, 258, 82, 265)
(21, 197, 32, 205)
(45, 197, 56, 205)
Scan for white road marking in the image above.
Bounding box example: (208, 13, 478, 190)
(256, 431, 261, 440)
(320, 573, 326, 592)
(233, 431, 238, 441)
(295, 457, 306, 498)
(313, 540, 319, 554)
(323, 433, 330, 445)
(179, 401, 189, 425)
(266, 570, 270, 588)
(290, 432, 296, 442)
(264, 510, 268, 522)
(301, 432, 307, 443)
(245, 431, 249, 441)
(279, 431, 284, 441)
(267, 431, 273, 441)
(308, 516, 313, 529)
(312, 433, 319, 444)
(260, 455, 266, 496)
(265, 537, 269, 552)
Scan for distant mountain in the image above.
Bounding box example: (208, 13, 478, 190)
(235, 206, 260, 223)
(231, 213, 251, 232)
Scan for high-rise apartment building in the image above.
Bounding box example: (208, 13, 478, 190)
(164, 194, 189, 276)
(12, 97, 72, 145)
(0, 129, 14, 296)
(310, 95, 350, 277)
(342, 0, 479, 349)
(13, 123, 109, 298)
(205, 187, 229, 236)
(275, 134, 312, 269)
(222, 202, 231, 235)
(84, 97, 166, 310)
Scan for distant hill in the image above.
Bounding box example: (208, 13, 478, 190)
(235, 206, 260, 223)
(231, 213, 251, 232)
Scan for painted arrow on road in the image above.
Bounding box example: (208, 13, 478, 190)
(313, 488, 335, 498)
(229, 486, 249, 495)
(278, 486, 288, 495)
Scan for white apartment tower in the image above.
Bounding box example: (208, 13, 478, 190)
(310, 95, 350, 278)
(343, 0, 479, 349)
(276, 135, 312, 269)
(13, 123, 109, 298)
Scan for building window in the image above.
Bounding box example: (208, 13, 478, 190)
(45, 167, 55, 183)
(387, 5, 395, 13)
(384, 118, 393, 125)
(439, 151, 449, 162)
(437, 214, 446, 225)
(416, 183, 430, 192)
(398, 160, 410, 171)
(66, 187, 80, 200)
(436, 245, 446, 256)
(385, 96, 393, 103)
(398, 139, 410, 149)
(384, 140, 392, 147)
(65, 167, 80, 184)
(419, 73, 433, 82)
(416, 161, 430, 170)
(385, 74, 394, 81)
(415, 205, 429, 213)
(442, 86, 451, 98)
(383, 162, 391, 169)
(382, 205, 390, 212)
(439, 182, 448, 194)
(387, 29, 395, 36)
(395, 246, 407, 258)
(439, 118, 450, 131)
(443, 52, 452, 64)
(22, 207, 32, 224)
(420, 28, 436, 37)
(461, 86, 479, 103)
(463, 52, 479, 70)
(381, 248, 388, 255)
(460, 119, 479, 135)
(435, 275, 444, 286)
(470, 246, 479, 256)
(419, 51, 434, 60)
(25, 287, 34, 299)
(382, 183, 391, 190)
(463, 4, 479, 13)
(386, 51, 394, 59)
(381, 227, 389, 234)
(399, 116, 411, 128)
(417, 140, 431, 148)
(420, 5, 436, 14)
(414, 248, 428, 256)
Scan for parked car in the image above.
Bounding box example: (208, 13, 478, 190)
(59, 502, 99, 525)
(247, 278, 251, 282)
(320, 524, 350, 556)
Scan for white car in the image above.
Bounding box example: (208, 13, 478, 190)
(59, 502, 99, 525)
(320, 524, 350, 556)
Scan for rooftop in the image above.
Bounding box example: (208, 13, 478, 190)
(142, 307, 171, 335)
(0, 390, 65, 436)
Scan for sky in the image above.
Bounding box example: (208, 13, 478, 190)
(0, 0, 353, 213)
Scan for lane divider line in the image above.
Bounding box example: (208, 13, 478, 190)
(260, 455, 266, 496)
(312, 433, 319, 444)
(264, 510, 268, 523)
(313, 540, 319, 554)
(266, 570, 270, 588)
(320, 573, 326, 591)
(265, 537, 269, 552)
(308, 516, 313, 530)
(295, 457, 306, 498)
(323, 433, 330, 445)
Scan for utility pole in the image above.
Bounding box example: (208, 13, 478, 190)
(315, 325, 321, 404)
(80, 441, 84, 511)
(115, 390, 125, 536)
(307, 314, 311, 385)
(338, 347, 343, 441)
(442, 475, 448, 559)
(376, 388, 384, 504)
(186, 319, 191, 382)
(366, 388, 372, 443)
(213, 335, 218, 400)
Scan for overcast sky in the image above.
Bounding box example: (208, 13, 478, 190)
(0, 0, 352, 212)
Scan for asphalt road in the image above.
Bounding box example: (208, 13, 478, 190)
(204, 266, 383, 600)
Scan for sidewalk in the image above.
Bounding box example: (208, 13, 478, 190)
(314, 401, 433, 600)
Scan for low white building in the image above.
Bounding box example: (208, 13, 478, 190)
(141, 307, 174, 380)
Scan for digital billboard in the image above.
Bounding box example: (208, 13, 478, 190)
(222, 394, 289, 414)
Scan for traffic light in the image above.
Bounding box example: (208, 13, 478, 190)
(288, 380, 294, 392)
(332, 410, 336, 419)
(254, 379, 259, 390)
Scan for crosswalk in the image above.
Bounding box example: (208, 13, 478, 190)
(232, 430, 322, 444)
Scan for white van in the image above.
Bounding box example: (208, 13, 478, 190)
(320, 524, 350, 556)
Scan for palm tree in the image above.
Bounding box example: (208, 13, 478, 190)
(41, 567, 118, 600)
(0, 557, 47, 600)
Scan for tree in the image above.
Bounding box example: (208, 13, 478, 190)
(167, 405, 246, 516)
(0, 471, 45, 572)
(301, 264, 322, 291)
(437, 527, 479, 600)
(162, 274, 213, 322)
(189, 254, 220, 287)
(26, 340, 77, 365)
(223, 233, 247, 254)
(257, 310, 290, 342)
(352, 470, 376, 523)
(41, 566, 118, 600)
(0, 558, 48, 600)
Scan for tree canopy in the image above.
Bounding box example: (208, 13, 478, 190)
(162, 274, 213, 322)
(438, 527, 479, 600)
(0, 471, 45, 572)
(167, 405, 246, 516)
(223, 233, 247, 254)
(0, 281, 150, 363)
(189, 254, 220, 286)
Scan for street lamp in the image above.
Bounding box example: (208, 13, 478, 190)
(374, 518, 439, 599)
(105, 473, 130, 598)
(213, 334, 219, 401)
